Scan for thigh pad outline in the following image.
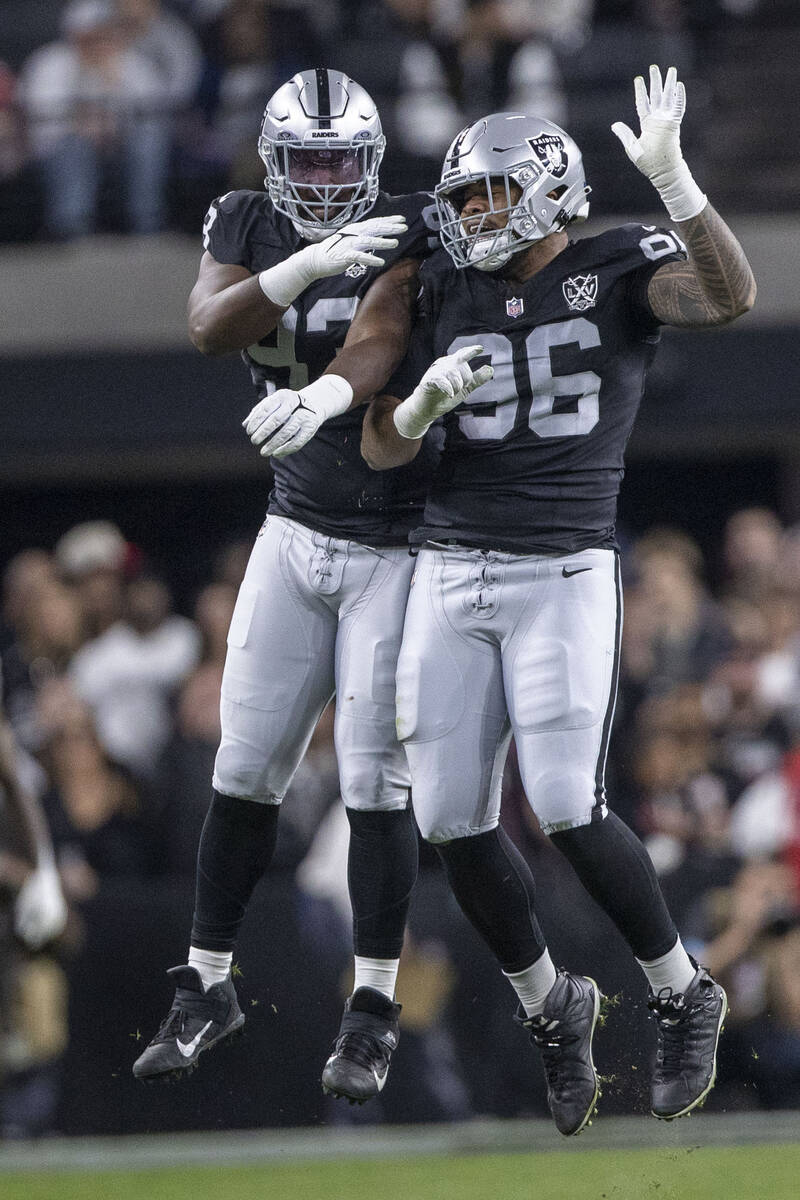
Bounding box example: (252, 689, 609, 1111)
(395, 556, 468, 744)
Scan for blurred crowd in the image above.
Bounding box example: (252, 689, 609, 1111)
(3, 504, 800, 1132)
(0, 0, 770, 242)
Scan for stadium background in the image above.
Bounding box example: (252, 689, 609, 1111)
(1, 0, 800, 1175)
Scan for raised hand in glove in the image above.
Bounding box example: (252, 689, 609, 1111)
(611, 65, 706, 222)
(393, 345, 494, 440)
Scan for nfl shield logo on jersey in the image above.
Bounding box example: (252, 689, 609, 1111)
(506, 296, 524, 318)
(562, 273, 599, 312)
(345, 262, 368, 278)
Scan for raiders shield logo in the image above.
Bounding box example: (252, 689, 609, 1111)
(527, 134, 568, 179)
(345, 262, 368, 278)
(506, 296, 524, 318)
(562, 273, 598, 311)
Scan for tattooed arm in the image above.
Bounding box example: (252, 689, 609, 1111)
(612, 66, 755, 328)
(647, 203, 757, 328)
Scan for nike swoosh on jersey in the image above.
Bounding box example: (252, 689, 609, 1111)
(177, 1020, 213, 1057)
(562, 566, 593, 578)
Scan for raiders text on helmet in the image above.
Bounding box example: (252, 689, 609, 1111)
(434, 112, 591, 271)
(259, 68, 386, 240)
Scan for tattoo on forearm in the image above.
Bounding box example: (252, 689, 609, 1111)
(647, 204, 756, 327)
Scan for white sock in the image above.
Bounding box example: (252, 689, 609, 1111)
(637, 939, 696, 996)
(503, 948, 558, 1017)
(353, 956, 400, 1000)
(188, 946, 233, 990)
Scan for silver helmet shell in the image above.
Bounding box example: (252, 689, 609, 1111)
(435, 112, 591, 271)
(258, 68, 386, 240)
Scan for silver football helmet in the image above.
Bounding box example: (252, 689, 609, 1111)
(258, 68, 386, 241)
(435, 112, 591, 271)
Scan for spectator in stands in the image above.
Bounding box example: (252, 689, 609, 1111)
(150, 581, 234, 872)
(0, 579, 85, 757)
(18, 0, 171, 237)
(36, 678, 156, 882)
(0, 679, 67, 954)
(621, 527, 733, 699)
(461, 0, 575, 122)
(69, 573, 200, 781)
(0, 677, 68, 1139)
(153, 660, 224, 874)
(632, 685, 731, 876)
(189, 579, 231, 662)
(704, 621, 793, 803)
(1, 551, 57, 654)
(329, 0, 463, 192)
(695, 858, 800, 1109)
(116, 0, 202, 113)
(212, 538, 250, 591)
(721, 506, 783, 603)
(185, 0, 282, 191)
(54, 520, 128, 640)
(753, 587, 800, 735)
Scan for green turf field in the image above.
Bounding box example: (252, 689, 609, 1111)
(3, 1144, 798, 1200)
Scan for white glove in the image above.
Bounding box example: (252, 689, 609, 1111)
(258, 215, 408, 307)
(393, 345, 494, 440)
(14, 861, 67, 950)
(611, 64, 706, 222)
(244, 373, 353, 458)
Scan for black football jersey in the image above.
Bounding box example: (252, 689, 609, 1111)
(202, 188, 440, 545)
(389, 224, 687, 555)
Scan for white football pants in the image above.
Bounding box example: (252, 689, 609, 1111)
(213, 515, 413, 810)
(396, 545, 621, 841)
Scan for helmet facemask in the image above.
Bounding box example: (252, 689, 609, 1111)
(258, 70, 386, 241)
(435, 114, 591, 271)
(260, 135, 385, 238)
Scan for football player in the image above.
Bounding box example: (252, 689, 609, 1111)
(133, 68, 459, 1104)
(359, 67, 756, 1134)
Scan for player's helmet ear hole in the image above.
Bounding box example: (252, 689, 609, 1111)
(547, 185, 568, 201)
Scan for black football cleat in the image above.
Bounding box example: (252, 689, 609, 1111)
(648, 964, 727, 1120)
(132, 966, 244, 1081)
(518, 971, 601, 1136)
(321, 987, 401, 1104)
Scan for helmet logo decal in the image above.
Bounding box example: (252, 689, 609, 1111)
(506, 297, 524, 318)
(527, 134, 568, 179)
(562, 273, 598, 311)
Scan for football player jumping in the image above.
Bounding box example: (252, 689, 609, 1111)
(133, 68, 456, 1103)
(359, 67, 756, 1134)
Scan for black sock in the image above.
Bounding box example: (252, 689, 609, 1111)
(434, 826, 547, 974)
(550, 811, 678, 961)
(346, 804, 419, 960)
(190, 790, 280, 952)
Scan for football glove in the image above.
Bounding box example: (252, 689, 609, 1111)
(611, 65, 706, 222)
(244, 374, 353, 459)
(393, 345, 494, 440)
(14, 860, 67, 950)
(258, 215, 408, 307)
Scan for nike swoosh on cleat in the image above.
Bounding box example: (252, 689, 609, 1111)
(177, 1020, 213, 1058)
(562, 566, 592, 578)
